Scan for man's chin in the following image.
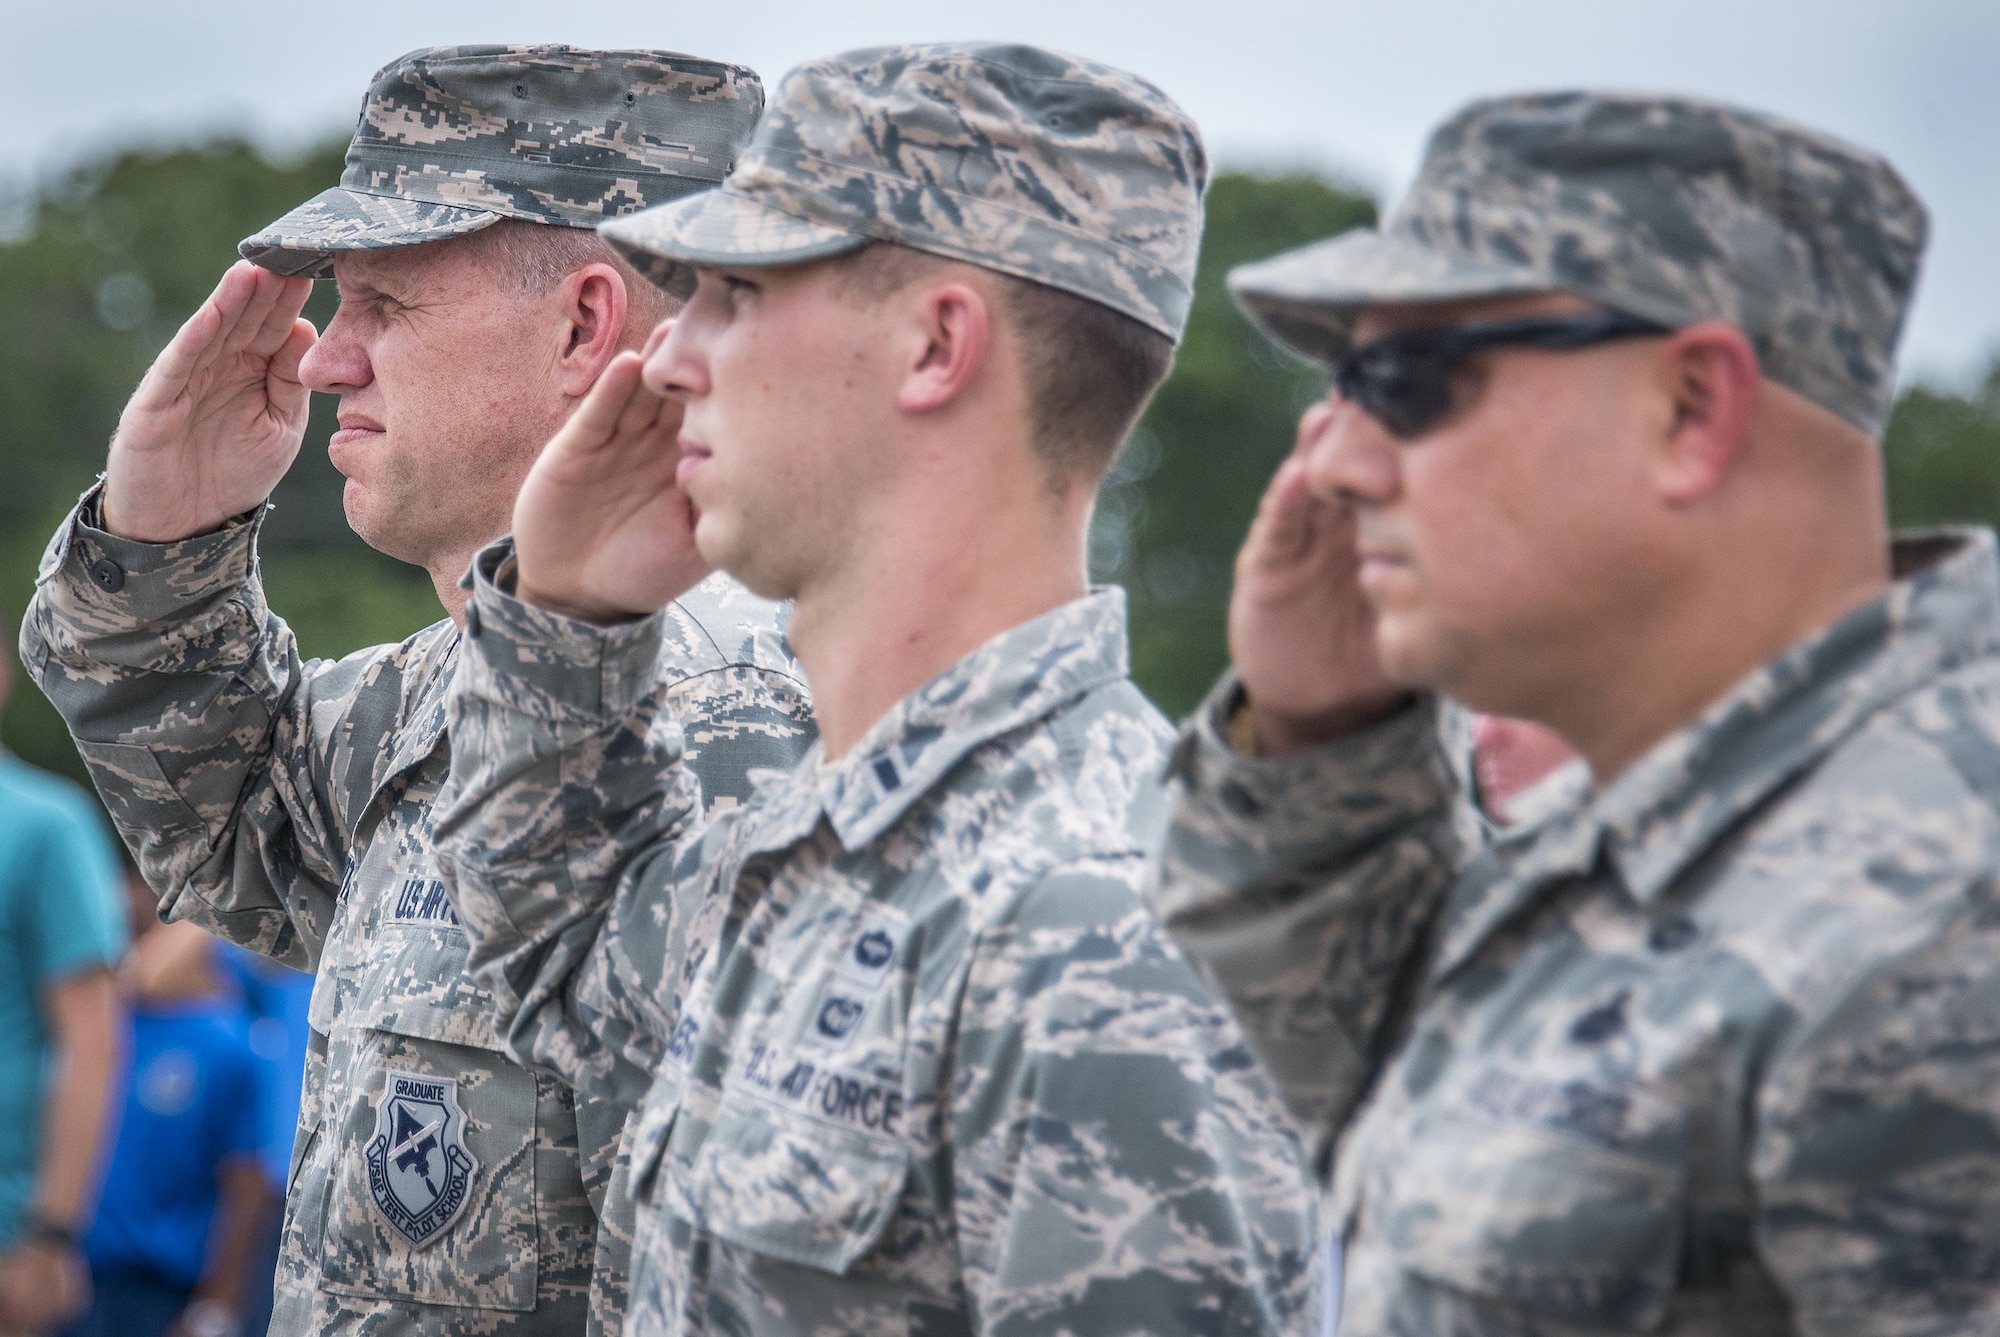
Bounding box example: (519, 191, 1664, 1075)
(341, 493, 423, 570)
(695, 514, 797, 603)
(1374, 617, 1452, 694)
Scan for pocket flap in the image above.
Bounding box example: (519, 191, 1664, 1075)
(1381, 1111, 1685, 1329)
(332, 927, 508, 1054)
(681, 1094, 908, 1276)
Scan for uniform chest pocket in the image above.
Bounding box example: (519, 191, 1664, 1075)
(667, 1092, 909, 1276)
(315, 1033, 542, 1311)
(1378, 1108, 1687, 1330)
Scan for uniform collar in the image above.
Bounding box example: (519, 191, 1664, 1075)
(747, 588, 1132, 855)
(367, 621, 463, 799)
(1598, 528, 2000, 904)
(1431, 528, 2000, 982)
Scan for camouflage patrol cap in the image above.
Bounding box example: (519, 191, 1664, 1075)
(598, 43, 1208, 340)
(1230, 92, 1927, 431)
(239, 45, 764, 278)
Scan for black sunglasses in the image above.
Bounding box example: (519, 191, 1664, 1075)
(1331, 310, 1672, 439)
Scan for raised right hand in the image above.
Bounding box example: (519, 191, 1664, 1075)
(1227, 401, 1410, 755)
(511, 348, 712, 624)
(101, 261, 316, 542)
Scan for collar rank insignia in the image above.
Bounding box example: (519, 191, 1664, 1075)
(366, 1069, 479, 1248)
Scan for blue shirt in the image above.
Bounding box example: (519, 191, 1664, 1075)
(84, 1000, 263, 1287)
(217, 943, 313, 1186)
(0, 752, 126, 1249)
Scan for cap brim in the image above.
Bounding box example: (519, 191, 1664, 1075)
(238, 187, 505, 278)
(600, 187, 866, 296)
(1228, 228, 1552, 364)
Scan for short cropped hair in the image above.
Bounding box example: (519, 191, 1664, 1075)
(834, 243, 1174, 489)
(468, 219, 680, 325)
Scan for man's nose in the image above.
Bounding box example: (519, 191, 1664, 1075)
(643, 314, 707, 401)
(298, 308, 371, 395)
(1304, 395, 1401, 505)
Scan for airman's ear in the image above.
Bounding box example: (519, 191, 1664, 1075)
(557, 263, 632, 397)
(1653, 322, 1761, 503)
(895, 279, 991, 416)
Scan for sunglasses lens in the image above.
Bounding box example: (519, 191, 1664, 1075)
(1341, 349, 1456, 439)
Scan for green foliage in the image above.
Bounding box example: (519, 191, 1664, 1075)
(3, 137, 1998, 794)
(1883, 363, 2000, 532)
(1101, 172, 1377, 716)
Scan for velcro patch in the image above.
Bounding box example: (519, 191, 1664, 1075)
(365, 1069, 479, 1248)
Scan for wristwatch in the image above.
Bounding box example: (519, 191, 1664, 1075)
(180, 1298, 242, 1337)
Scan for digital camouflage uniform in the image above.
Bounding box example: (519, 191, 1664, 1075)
(432, 44, 1320, 1337)
(1154, 94, 2000, 1335)
(19, 46, 805, 1337)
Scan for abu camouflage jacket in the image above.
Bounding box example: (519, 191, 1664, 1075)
(432, 540, 1320, 1336)
(21, 493, 814, 1336)
(1151, 529, 2000, 1337)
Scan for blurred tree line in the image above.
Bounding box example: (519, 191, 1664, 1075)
(3, 138, 1999, 792)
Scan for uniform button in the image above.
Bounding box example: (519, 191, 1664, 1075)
(464, 603, 482, 639)
(1647, 915, 1699, 953)
(88, 555, 126, 593)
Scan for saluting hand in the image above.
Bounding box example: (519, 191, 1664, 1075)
(1227, 400, 1408, 755)
(512, 343, 711, 624)
(102, 261, 317, 542)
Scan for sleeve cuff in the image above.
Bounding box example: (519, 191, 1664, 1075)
(36, 482, 264, 624)
(459, 536, 671, 723)
(1167, 670, 1456, 850)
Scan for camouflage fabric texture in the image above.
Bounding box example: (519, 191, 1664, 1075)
(600, 42, 1209, 339)
(431, 541, 1321, 1336)
(241, 44, 765, 278)
(1150, 529, 2000, 1336)
(20, 490, 814, 1336)
(1228, 91, 1927, 431)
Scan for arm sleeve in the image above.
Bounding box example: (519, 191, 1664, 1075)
(20, 490, 403, 970)
(1145, 674, 1472, 1177)
(952, 857, 1322, 1337)
(1752, 880, 2000, 1337)
(20, 799, 126, 986)
(665, 663, 816, 818)
(434, 544, 738, 1112)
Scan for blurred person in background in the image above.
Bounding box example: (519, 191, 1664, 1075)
(0, 618, 124, 1336)
(55, 862, 266, 1337)
(211, 947, 310, 1337)
(98, 906, 309, 1336)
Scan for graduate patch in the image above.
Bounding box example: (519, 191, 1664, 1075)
(366, 1069, 479, 1248)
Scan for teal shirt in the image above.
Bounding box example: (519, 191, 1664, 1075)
(0, 752, 126, 1248)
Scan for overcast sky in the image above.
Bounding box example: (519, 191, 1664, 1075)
(5, 0, 1995, 382)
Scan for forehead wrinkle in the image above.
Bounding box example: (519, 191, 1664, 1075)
(336, 237, 489, 306)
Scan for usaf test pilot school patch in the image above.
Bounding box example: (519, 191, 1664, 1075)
(366, 1069, 479, 1248)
